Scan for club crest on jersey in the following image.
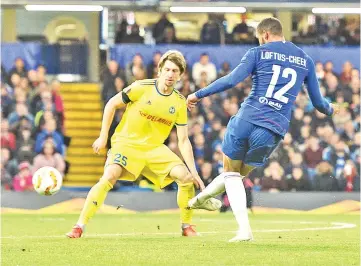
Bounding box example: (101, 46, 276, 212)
(169, 106, 175, 114)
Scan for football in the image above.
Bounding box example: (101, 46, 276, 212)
(32, 167, 63, 196)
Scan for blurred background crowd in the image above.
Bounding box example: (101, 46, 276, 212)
(1, 58, 68, 192)
(1, 10, 359, 194)
(112, 13, 360, 46)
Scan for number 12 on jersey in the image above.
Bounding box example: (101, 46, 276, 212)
(265, 65, 297, 104)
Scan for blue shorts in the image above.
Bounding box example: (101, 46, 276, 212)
(222, 118, 282, 167)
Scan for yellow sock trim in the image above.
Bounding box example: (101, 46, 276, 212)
(177, 182, 195, 225)
(77, 179, 113, 225)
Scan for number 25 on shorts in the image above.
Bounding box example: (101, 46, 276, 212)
(114, 153, 127, 166)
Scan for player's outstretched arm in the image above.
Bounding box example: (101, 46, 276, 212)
(195, 49, 256, 99)
(305, 57, 334, 116)
(92, 92, 126, 154)
(176, 125, 205, 190)
(187, 49, 256, 110)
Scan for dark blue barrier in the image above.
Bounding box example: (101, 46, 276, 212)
(1, 42, 42, 72)
(1, 43, 88, 75)
(110, 44, 360, 74)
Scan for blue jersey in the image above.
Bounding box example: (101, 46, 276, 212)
(195, 41, 333, 136)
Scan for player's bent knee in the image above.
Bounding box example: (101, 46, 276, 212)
(102, 164, 123, 185)
(170, 165, 192, 184)
(181, 171, 194, 184)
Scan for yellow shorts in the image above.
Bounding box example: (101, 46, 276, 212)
(105, 143, 184, 188)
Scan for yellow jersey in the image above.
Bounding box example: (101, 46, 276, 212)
(111, 79, 187, 149)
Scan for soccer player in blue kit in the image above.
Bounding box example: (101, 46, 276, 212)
(186, 17, 339, 242)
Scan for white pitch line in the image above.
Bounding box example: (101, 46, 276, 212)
(0, 222, 356, 240)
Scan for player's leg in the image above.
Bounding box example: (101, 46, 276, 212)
(228, 126, 281, 242)
(169, 165, 196, 234)
(222, 155, 254, 242)
(66, 164, 123, 238)
(189, 121, 251, 209)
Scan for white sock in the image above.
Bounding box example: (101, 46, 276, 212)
(196, 172, 226, 202)
(224, 172, 250, 233)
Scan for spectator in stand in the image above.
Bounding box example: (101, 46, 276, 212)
(333, 107, 352, 133)
(350, 93, 360, 118)
(311, 109, 334, 130)
(29, 81, 49, 115)
(340, 61, 353, 85)
(152, 14, 175, 44)
(328, 140, 350, 182)
(8, 58, 27, 83)
(33, 140, 65, 176)
(303, 136, 324, 177)
(1, 147, 18, 177)
(122, 23, 144, 44)
(1, 161, 12, 190)
(158, 26, 178, 44)
(218, 62, 231, 78)
(27, 70, 38, 89)
(287, 167, 311, 191)
(200, 161, 214, 186)
(1, 119, 16, 151)
(192, 53, 217, 87)
(8, 103, 34, 132)
(261, 161, 288, 192)
(35, 119, 64, 155)
(315, 61, 325, 80)
(341, 120, 356, 146)
(193, 133, 206, 160)
(200, 14, 225, 44)
(324, 73, 340, 101)
(289, 108, 304, 141)
(343, 160, 360, 192)
(232, 14, 255, 44)
(313, 161, 338, 191)
(1, 83, 13, 118)
(12, 161, 33, 192)
(350, 132, 360, 164)
(50, 80, 65, 129)
(270, 133, 293, 168)
(1, 64, 8, 82)
(349, 77, 360, 95)
(125, 54, 146, 84)
(114, 77, 125, 94)
(9, 73, 21, 92)
(147, 51, 162, 79)
(34, 90, 54, 115)
(114, 20, 128, 44)
(102, 60, 126, 105)
(324, 61, 337, 76)
(16, 127, 35, 164)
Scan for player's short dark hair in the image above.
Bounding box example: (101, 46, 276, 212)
(257, 17, 283, 36)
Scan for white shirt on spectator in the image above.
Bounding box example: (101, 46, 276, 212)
(192, 62, 217, 86)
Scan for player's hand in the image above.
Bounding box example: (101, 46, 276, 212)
(186, 93, 200, 111)
(92, 135, 107, 154)
(192, 174, 205, 191)
(331, 103, 341, 115)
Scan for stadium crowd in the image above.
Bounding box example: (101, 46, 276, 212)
(1, 58, 67, 191)
(114, 14, 360, 46)
(2, 49, 359, 194)
(102, 52, 360, 193)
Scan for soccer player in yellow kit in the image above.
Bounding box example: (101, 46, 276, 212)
(66, 50, 221, 238)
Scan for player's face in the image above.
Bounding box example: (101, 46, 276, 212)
(159, 60, 182, 87)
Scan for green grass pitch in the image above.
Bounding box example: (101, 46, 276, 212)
(1, 213, 359, 266)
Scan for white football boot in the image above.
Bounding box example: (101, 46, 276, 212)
(188, 197, 222, 211)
